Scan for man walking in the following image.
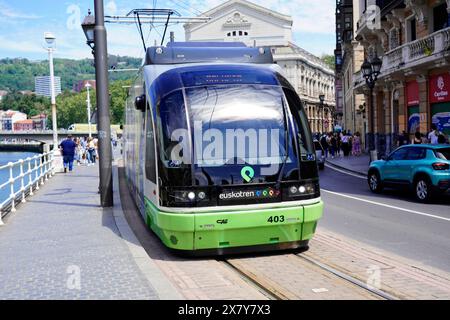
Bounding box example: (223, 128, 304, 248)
(59, 135, 77, 173)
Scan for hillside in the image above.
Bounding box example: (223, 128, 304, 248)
(0, 55, 142, 92)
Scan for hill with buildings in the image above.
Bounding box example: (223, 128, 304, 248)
(0, 55, 141, 92)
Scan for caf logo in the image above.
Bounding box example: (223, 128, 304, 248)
(437, 76, 445, 91)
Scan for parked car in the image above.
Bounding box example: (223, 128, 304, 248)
(313, 139, 325, 170)
(368, 144, 450, 202)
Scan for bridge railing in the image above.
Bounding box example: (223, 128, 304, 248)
(0, 151, 54, 225)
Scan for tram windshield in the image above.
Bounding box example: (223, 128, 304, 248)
(156, 84, 314, 187)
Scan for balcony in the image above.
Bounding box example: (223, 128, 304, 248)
(381, 27, 450, 76)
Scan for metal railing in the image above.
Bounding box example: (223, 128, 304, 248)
(0, 151, 54, 225)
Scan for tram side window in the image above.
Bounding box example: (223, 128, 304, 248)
(145, 103, 157, 182)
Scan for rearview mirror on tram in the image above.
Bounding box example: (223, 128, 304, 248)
(135, 94, 146, 112)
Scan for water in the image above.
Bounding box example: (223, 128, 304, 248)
(0, 151, 39, 205)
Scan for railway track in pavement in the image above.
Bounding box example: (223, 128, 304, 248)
(220, 253, 398, 300)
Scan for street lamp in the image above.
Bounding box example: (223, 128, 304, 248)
(44, 32, 58, 151)
(85, 82, 93, 138)
(81, 9, 95, 52)
(361, 57, 382, 160)
(319, 93, 325, 134)
(81, 3, 113, 207)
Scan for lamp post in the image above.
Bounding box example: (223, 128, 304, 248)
(85, 82, 93, 139)
(44, 32, 58, 150)
(361, 57, 382, 160)
(82, 4, 113, 207)
(319, 93, 325, 134)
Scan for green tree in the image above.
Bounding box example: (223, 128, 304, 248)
(321, 54, 335, 71)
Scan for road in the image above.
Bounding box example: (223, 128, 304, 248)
(318, 164, 450, 273)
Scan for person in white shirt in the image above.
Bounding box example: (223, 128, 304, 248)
(428, 124, 440, 144)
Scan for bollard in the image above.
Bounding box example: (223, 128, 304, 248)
(19, 159, 25, 203)
(9, 162, 16, 213)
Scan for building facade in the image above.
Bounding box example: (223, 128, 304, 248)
(0, 110, 27, 131)
(335, 0, 367, 146)
(14, 119, 33, 131)
(184, 0, 336, 134)
(353, 0, 450, 156)
(35, 76, 61, 98)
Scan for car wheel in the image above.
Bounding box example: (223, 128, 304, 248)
(414, 177, 433, 203)
(368, 171, 383, 193)
(318, 163, 325, 170)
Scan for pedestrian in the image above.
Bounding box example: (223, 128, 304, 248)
(412, 131, 423, 144)
(428, 124, 442, 144)
(398, 130, 409, 146)
(341, 131, 350, 156)
(330, 132, 337, 158)
(320, 133, 329, 158)
(437, 133, 448, 144)
(59, 135, 77, 173)
(336, 132, 342, 156)
(87, 137, 96, 165)
(352, 132, 362, 156)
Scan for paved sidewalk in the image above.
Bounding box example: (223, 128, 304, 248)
(0, 163, 161, 299)
(325, 154, 370, 175)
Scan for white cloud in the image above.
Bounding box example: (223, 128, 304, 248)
(0, 1, 41, 19)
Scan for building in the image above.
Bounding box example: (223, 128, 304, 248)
(0, 110, 27, 131)
(335, 0, 367, 146)
(73, 80, 96, 93)
(353, 0, 450, 156)
(31, 114, 48, 131)
(184, 0, 336, 133)
(35, 76, 61, 98)
(13, 119, 33, 131)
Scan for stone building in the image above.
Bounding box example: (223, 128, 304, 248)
(184, 0, 336, 133)
(353, 0, 450, 156)
(335, 0, 367, 147)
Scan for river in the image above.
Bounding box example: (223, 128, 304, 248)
(0, 151, 39, 205)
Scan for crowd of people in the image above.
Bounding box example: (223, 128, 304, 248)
(314, 124, 449, 161)
(316, 130, 363, 159)
(398, 124, 449, 146)
(59, 135, 99, 173)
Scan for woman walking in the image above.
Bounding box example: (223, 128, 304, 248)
(352, 132, 361, 156)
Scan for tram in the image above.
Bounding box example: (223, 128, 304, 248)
(123, 42, 323, 255)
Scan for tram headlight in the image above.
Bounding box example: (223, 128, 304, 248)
(197, 191, 206, 200)
(298, 186, 306, 193)
(285, 183, 317, 198)
(289, 186, 298, 194)
(187, 192, 196, 200)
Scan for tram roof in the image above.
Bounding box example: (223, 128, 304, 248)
(145, 42, 273, 65)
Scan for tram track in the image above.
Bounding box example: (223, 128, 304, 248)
(220, 252, 399, 300)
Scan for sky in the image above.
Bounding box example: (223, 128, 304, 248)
(0, 0, 336, 61)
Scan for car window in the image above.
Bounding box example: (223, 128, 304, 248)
(389, 148, 408, 160)
(406, 148, 426, 160)
(435, 148, 450, 160)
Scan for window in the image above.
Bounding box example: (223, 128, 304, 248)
(244, 31, 248, 36)
(389, 148, 408, 160)
(407, 17, 416, 42)
(232, 31, 236, 36)
(433, 3, 448, 32)
(145, 103, 157, 182)
(227, 32, 231, 37)
(435, 148, 450, 160)
(406, 148, 426, 160)
(239, 31, 242, 36)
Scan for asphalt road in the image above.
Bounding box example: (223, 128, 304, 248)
(318, 164, 450, 272)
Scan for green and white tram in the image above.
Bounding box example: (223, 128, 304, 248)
(123, 42, 323, 255)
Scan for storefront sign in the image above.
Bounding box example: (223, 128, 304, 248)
(406, 80, 419, 106)
(430, 73, 450, 103)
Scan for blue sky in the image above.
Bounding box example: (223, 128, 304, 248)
(0, 0, 335, 60)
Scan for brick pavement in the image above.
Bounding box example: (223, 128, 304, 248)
(306, 228, 450, 299)
(0, 163, 159, 300)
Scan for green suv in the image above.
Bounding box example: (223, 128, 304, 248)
(368, 144, 450, 202)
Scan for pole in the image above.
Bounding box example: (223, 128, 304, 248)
(94, 0, 113, 207)
(369, 86, 374, 151)
(86, 85, 92, 139)
(48, 48, 58, 150)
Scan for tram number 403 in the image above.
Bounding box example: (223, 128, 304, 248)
(267, 215, 285, 223)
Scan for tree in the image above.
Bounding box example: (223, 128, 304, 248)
(321, 54, 335, 71)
